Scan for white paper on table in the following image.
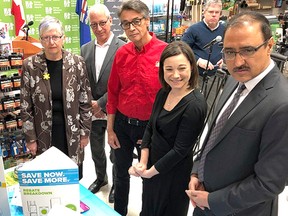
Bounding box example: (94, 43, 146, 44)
(47, 204, 81, 216)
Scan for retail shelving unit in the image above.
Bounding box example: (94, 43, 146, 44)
(148, 0, 182, 42)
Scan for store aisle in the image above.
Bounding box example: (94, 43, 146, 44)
(80, 141, 288, 216)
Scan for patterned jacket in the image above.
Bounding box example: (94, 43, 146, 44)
(20, 49, 92, 165)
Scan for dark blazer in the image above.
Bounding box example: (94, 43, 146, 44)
(80, 35, 125, 112)
(193, 65, 288, 216)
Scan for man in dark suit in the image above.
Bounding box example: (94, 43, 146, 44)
(80, 4, 125, 203)
(186, 12, 288, 216)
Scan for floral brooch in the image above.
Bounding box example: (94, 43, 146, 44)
(43, 72, 50, 80)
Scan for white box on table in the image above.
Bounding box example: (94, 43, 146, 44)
(18, 147, 80, 215)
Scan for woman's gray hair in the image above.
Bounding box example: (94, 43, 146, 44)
(88, 4, 110, 21)
(117, 0, 149, 18)
(39, 16, 64, 36)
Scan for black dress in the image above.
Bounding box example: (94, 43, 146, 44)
(46, 59, 83, 179)
(47, 59, 68, 155)
(140, 88, 207, 216)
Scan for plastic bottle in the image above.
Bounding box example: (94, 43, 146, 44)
(22, 137, 27, 154)
(9, 52, 23, 69)
(1, 138, 8, 158)
(10, 136, 19, 157)
(0, 55, 10, 71)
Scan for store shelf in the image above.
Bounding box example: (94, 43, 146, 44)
(148, 0, 181, 42)
(0, 47, 27, 170)
(151, 13, 181, 18)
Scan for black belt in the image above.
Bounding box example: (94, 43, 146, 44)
(117, 112, 148, 127)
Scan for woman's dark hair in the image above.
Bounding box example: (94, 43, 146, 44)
(159, 41, 199, 91)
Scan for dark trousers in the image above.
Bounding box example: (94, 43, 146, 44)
(78, 163, 83, 180)
(193, 207, 216, 216)
(90, 120, 108, 181)
(113, 112, 147, 216)
(110, 148, 116, 186)
(52, 123, 83, 180)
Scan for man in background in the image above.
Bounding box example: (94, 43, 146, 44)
(81, 4, 125, 203)
(182, 0, 224, 113)
(106, 0, 167, 215)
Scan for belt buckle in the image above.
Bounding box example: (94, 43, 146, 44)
(128, 118, 139, 126)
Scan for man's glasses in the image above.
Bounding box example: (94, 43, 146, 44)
(40, 35, 63, 42)
(90, 18, 109, 29)
(222, 38, 270, 60)
(120, 17, 145, 30)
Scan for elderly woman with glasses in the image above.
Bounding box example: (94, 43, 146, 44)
(20, 16, 92, 180)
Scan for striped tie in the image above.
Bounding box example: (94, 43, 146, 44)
(198, 83, 246, 182)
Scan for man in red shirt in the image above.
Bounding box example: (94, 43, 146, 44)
(106, 0, 167, 215)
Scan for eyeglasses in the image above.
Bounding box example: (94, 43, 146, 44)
(222, 39, 270, 60)
(90, 18, 109, 29)
(41, 35, 63, 42)
(120, 17, 145, 30)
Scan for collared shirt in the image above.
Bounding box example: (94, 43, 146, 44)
(217, 59, 275, 122)
(203, 19, 220, 31)
(94, 32, 114, 81)
(107, 32, 167, 121)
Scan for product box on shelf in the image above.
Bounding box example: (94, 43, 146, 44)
(0, 22, 12, 56)
(0, 146, 12, 216)
(17, 147, 80, 215)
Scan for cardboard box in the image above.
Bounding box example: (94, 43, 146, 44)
(0, 146, 11, 216)
(18, 147, 80, 215)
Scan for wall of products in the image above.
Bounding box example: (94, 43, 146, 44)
(0, 23, 30, 170)
(147, 0, 182, 42)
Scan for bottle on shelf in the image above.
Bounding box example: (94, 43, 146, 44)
(1, 137, 9, 158)
(0, 75, 13, 92)
(21, 137, 27, 154)
(0, 55, 11, 71)
(9, 52, 23, 69)
(10, 135, 19, 157)
(2, 96, 16, 112)
(11, 73, 21, 90)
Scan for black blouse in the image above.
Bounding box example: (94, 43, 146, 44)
(47, 58, 64, 125)
(141, 88, 207, 174)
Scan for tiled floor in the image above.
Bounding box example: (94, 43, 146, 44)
(80, 136, 288, 216)
(80, 141, 143, 216)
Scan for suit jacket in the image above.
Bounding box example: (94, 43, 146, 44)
(193, 65, 288, 216)
(80, 35, 125, 112)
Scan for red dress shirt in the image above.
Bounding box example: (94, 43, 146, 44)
(107, 32, 167, 121)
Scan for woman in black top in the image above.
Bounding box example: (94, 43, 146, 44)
(20, 16, 92, 180)
(129, 41, 207, 216)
